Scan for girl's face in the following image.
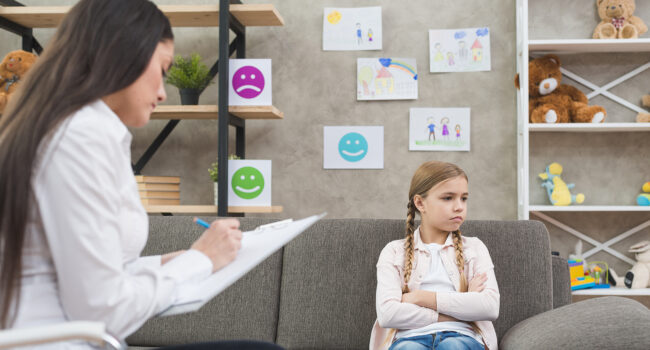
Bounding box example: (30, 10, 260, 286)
(414, 175, 468, 235)
(104, 40, 174, 128)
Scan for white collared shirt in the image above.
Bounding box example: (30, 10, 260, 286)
(13, 100, 213, 349)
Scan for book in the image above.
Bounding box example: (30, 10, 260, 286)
(134, 175, 180, 184)
(137, 183, 180, 192)
(140, 198, 181, 205)
(157, 212, 327, 317)
(139, 191, 181, 199)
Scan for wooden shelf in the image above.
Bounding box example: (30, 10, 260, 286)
(529, 205, 650, 212)
(151, 105, 283, 120)
(529, 39, 650, 53)
(572, 287, 650, 296)
(144, 205, 283, 214)
(0, 4, 284, 28)
(528, 123, 650, 132)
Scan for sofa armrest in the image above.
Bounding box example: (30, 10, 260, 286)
(500, 296, 650, 350)
(551, 255, 571, 309)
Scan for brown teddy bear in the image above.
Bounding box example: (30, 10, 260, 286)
(515, 54, 607, 123)
(593, 0, 647, 39)
(0, 50, 38, 114)
(637, 94, 650, 122)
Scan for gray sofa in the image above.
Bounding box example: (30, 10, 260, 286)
(127, 217, 650, 349)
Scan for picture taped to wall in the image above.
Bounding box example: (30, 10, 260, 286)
(229, 59, 272, 106)
(323, 7, 382, 51)
(409, 108, 470, 152)
(357, 58, 418, 100)
(429, 27, 490, 73)
(323, 126, 384, 169)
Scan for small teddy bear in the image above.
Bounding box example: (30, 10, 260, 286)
(0, 49, 38, 114)
(609, 241, 650, 289)
(538, 162, 585, 206)
(593, 0, 648, 39)
(515, 54, 607, 123)
(636, 95, 650, 122)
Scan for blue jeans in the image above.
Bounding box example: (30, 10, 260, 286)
(389, 332, 484, 350)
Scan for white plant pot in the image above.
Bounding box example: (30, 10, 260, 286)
(213, 182, 219, 205)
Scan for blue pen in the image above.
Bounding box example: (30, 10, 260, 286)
(193, 217, 210, 229)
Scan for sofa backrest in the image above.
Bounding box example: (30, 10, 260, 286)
(275, 219, 554, 349)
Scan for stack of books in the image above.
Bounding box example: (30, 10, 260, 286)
(135, 175, 181, 205)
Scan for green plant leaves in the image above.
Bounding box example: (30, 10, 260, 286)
(166, 53, 214, 90)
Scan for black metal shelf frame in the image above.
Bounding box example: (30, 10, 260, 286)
(0, 0, 248, 217)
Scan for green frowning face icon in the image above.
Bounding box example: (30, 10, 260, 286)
(231, 166, 265, 199)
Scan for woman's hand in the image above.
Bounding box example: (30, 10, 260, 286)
(190, 218, 242, 272)
(161, 250, 186, 264)
(468, 272, 487, 293)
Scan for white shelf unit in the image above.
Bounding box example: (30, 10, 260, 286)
(516, 0, 650, 294)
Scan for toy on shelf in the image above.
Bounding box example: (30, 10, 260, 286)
(0, 50, 37, 114)
(593, 0, 647, 39)
(514, 55, 606, 124)
(637, 182, 650, 206)
(636, 95, 650, 123)
(569, 259, 596, 290)
(586, 262, 611, 289)
(538, 162, 585, 206)
(609, 241, 650, 289)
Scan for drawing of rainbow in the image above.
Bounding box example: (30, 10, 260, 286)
(379, 58, 417, 80)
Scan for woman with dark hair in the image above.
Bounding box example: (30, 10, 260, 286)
(0, 1, 281, 349)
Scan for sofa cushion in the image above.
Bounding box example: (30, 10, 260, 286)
(551, 255, 571, 309)
(500, 296, 650, 350)
(275, 219, 554, 349)
(127, 216, 280, 347)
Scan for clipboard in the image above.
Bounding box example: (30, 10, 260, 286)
(158, 212, 327, 317)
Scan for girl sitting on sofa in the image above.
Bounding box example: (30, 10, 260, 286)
(370, 161, 500, 350)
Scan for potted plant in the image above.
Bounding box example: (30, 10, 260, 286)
(208, 154, 240, 205)
(165, 53, 213, 105)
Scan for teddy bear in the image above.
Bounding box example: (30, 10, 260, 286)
(609, 241, 650, 289)
(515, 54, 607, 123)
(593, 0, 647, 39)
(638, 182, 650, 206)
(636, 94, 650, 122)
(538, 162, 585, 206)
(0, 50, 38, 114)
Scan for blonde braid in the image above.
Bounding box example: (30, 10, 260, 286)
(402, 200, 416, 293)
(452, 230, 484, 341)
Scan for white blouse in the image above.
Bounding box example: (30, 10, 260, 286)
(13, 100, 213, 349)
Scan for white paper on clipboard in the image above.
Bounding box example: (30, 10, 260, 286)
(158, 212, 327, 316)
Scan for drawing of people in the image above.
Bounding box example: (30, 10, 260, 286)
(356, 23, 362, 45)
(368, 28, 373, 42)
(427, 118, 436, 141)
(455, 124, 461, 140)
(434, 43, 444, 62)
(441, 117, 450, 140)
(447, 52, 455, 66)
(458, 40, 468, 61)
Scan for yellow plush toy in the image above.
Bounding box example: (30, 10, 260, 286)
(637, 182, 650, 206)
(637, 95, 650, 123)
(0, 50, 38, 114)
(593, 0, 648, 39)
(538, 162, 585, 206)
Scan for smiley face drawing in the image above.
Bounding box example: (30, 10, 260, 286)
(338, 132, 368, 162)
(231, 166, 265, 199)
(232, 66, 265, 99)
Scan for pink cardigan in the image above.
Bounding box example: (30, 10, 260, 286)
(369, 228, 500, 350)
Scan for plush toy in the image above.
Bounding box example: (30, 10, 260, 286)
(609, 241, 650, 288)
(515, 55, 607, 123)
(0, 50, 37, 114)
(538, 162, 585, 206)
(637, 182, 650, 206)
(636, 95, 650, 122)
(593, 0, 647, 39)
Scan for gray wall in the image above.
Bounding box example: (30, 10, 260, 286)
(2, 1, 648, 273)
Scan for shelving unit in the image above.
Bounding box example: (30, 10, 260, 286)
(516, 0, 650, 299)
(0, 0, 285, 216)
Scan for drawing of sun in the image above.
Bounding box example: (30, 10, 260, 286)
(327, 10, 342, 25)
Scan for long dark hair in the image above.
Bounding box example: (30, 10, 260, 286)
(0, 0, 173, 329)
